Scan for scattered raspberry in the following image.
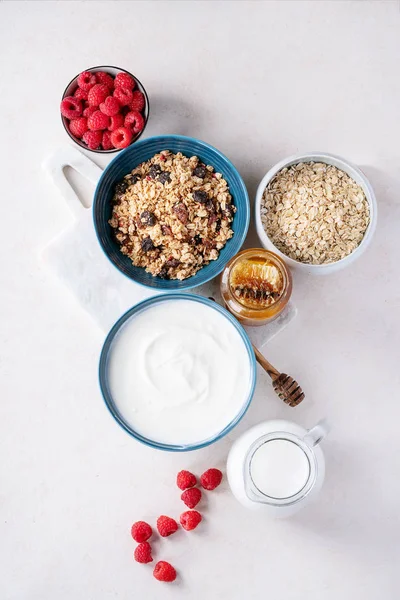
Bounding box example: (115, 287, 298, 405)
(82, 130, 102, 150)
(177, 470, 197, 490)
(108, 113, 124, 131)
(60, 96, 82, 119)
(156, 515, 178, 537)
(101, 130, 113, 150)
(124, 111, 145, 135)
(87, 110, 110, 131)
(115, 72, 136, 90)
(74, 87, 88, 101)
(69, 117, 88, 139)
(134, 541, 153, 564)
(153, 561, 177, 583)
(131, 521, 152, 543)
(77, 71, 96, 91)
(129, 90, 145, 112)
(110, 126, 133, 149)
(83, 105, 98, 119)
(200, 468, 223, 490)
(99, 95, 120, 117)
(88, 83, 110, 106)
(180, 510, 202, 531)
(95, 71, 114, 89)
(113, 86, 133, 107)
(181, 487, 202, 509)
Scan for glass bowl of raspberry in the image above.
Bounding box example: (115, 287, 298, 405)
(60, 66, 149, 153)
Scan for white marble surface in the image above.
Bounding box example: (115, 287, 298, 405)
(1, 2, 399, 599)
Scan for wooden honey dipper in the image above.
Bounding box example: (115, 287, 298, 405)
(253, 345, 305, 407)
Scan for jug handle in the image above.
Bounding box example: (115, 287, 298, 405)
(304, 419, 330, 447)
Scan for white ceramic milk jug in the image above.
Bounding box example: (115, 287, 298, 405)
(227, 419, 329, 517)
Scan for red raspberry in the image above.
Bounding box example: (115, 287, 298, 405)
(180, 510, 202, 531)
(156, 515, 178, 537)
(60, 96, 82, 119)
(181, 487, 202, 509)
(131, 521, 152, 543)
(134, 541, 153, 564)
(88, 83, 110, 106)
(87, 110, 109, 131)
(99, 95, 120, 117)
(95, 71, 114, 89)
(129, 90, 145, 112)
(69, 117, 88, 139)
(74, 87, 88, 101)
(82, 130, 102, 150)
(153, 561, 176, 583)
(83, 105, 98, 119)
(77, 70, 96, 91)
(124, 111, 145, 135)
(176, 470, 197, 490)
(113, 86, 133, 107)
(108, 113, 124, 131)
(111, 126, 133, 149)
(200, 468, 223, 490)
(115, 72, 136, 90)
(101, 130, 113, 151)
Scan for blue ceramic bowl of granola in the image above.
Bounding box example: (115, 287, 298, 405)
(93, 135, 250, 290)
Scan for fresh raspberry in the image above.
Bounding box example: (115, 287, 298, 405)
(200, 468, 223, 490)
(131, 521, 152, 543)
(124, 111, 145, 135)
(101, 130, 113, 151)
(82, 130, 102, 150)
(156, 515, 178, 538)
(83, 105, 98, 119)
(129, 90, 145, 112)
(74, 87, 88, 101)
(77, 71, 97, 91)
(114, 72, 136, 90)
(69, 117, 88, 139)
(113, 86, 133, 107)
(95, 71, 114, 89)
(153, 561, 177, 583)
(134, 541, 153, 564)
(60, 96, 82, 119)
(108, 113, 124, 131)
(176, 470, 197, 490)
(180, 510, 202, 531)
(181, 487, 202, 509)
(110, 126, 133, 149)
(87, 110, 109, 131)
(88, 83, 110, 106)
(99, 95, 120, 117)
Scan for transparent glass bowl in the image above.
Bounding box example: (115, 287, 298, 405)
(220, 248, 292, 326)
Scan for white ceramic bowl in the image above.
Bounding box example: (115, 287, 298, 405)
(255, 152, 377, 274)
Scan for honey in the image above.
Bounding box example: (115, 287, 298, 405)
(220, 249, 292, 326)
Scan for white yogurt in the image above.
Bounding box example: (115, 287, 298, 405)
(250, 440, 310, 498)
(106, 299, 253, 445)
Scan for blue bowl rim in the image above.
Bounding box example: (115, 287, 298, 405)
(99, 293, 256, 452)
(92, 134, 250, 291)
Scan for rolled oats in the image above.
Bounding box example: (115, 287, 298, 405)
(109, 151, 235, 280)
(260, 162, 370, 264)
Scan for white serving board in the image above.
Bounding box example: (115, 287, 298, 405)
(41, 146, 295, 343)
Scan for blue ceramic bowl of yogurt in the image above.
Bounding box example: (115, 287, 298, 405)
(93, 135, 250, 290)
(99, 294, 256, 451)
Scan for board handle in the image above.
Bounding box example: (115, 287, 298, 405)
(42, 146, 103, 219)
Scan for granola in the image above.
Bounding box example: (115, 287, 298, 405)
(261, 162, 370, 264)
(109, 151, 235, 280)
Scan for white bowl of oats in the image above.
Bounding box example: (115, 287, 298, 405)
(255, 152, 377, 273)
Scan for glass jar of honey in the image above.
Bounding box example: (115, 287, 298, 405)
(220, 248, 292, 326)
